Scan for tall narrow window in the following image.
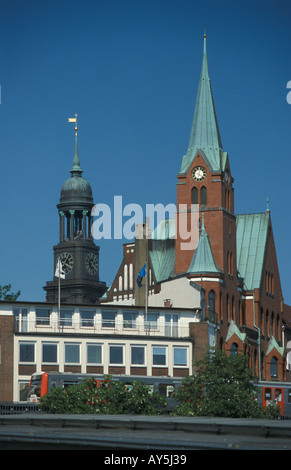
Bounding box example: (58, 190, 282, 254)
(276, 314, 280, 340)
(201, 186, 207, 205)
(270, 312, 274, 337)
(191, 187, 198, 204)
(231, 295, 235, 321)
(129, 263, 133, 290)
(265, 310, 269, 337)
(123, 264, 128, 291)
(270, 357, 278, 378)
(208, 290, 215, 322)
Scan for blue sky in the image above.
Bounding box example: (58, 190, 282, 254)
(0, 0, 290, 304)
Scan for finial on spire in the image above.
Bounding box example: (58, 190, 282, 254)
(203, 26, 207, 55)
(266, 196, 270, 213)
(68, 114, 83, 176)
(68, 114, 78, 136)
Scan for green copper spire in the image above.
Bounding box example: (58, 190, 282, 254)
(179, 33, 224, 174)
(70, 119, 83, 177)
(60, 115, 93, 204)
(187, 214, 222, 274)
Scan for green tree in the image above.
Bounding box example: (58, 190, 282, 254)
(174, 348, 280, 419)
(40, 376, 167, 415)
(0, 284, 21, 300)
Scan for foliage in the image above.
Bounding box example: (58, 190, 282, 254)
(40, 376, 167, 415)
(0, 284, 20, 301)
(174, 348, 281, 419)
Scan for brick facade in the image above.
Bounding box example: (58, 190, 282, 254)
(0, 314, 14, 401)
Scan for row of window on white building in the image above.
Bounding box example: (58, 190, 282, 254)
(19, 341, 189, 368)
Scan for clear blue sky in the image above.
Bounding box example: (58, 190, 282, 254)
(0, 0, 290, 304)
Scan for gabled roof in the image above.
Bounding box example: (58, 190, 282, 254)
(266, 336, 284, 357)
(179, 34, 225, 175)
(225, 319, 246, 344)
(187, 216, 222, 275)
(236, 212, 270, 291)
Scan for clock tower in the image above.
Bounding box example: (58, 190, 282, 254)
(176, 33, 235, 277)
(44, 119, 107, 304)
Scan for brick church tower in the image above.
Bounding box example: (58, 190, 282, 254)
(175, 32, 239, 330)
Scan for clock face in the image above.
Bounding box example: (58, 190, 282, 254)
(86, 252, 98, 275)
(192, 166, 206, 181)
(59, 252, 74, 274)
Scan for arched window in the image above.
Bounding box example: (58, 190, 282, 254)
(270, 311, 274, 337)
(118, 275, 123, 291)
(241, 304, 246, 325)
(260, 307, 263, 330)
(270, 357, 278, 378)
(129, 263, 133, 290)
(265, 310, 269, 337)
(230, 343, 238, 355)
(276, 314, 280, 341)
(191, 187, 198, 204)
(123, 264, 128, 291)
(201, 186, 207, 205)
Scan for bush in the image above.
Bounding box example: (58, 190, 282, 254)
(173, 349, 280, 419)
(40, 376, 167, 415)
(40, 382, 96, 414)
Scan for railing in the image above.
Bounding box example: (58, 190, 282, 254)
(14, 317, 193, 338)
(0, 402, 40, 415)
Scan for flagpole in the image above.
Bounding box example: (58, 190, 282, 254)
(58, 265, 60, 327)
(55, 256, 65, 329)
(57, 257, 61, 330)
(145, 260, 148, 324)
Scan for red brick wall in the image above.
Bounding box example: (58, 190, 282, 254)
(176, 154, 235, 275)
(189, 322, 209, 370)
(0, 315, 14, 401)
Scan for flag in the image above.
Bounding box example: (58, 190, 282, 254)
(68, 117, 77, 123)
(136, 263, 146, 287)
(55, 258, 65, 279)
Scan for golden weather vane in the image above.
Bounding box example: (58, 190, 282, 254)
(68, 113, 78, 135)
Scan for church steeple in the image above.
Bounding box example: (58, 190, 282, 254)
(70, 119, 83, 177)
(176, 34, 234, 275)
(179, 33, 225, 174)
(43, 116, 107, 305)
(70, 133, 83, 176)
